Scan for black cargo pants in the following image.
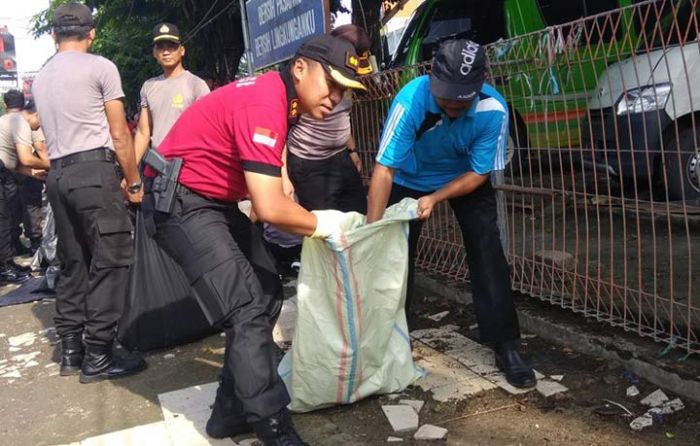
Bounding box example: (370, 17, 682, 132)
(46, 153, 133, 346)
(388, 180, 520, 344)
(144, 188, 289, 422)
(0, 167, 17, 264)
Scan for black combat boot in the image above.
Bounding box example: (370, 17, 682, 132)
(60, 334, 84, 376)
(79, 342, 147, 384)
(253, 408, 308, 446)
(205, 378, 253, 438)
(495, 340, 536, 389)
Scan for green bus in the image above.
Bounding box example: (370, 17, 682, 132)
(383, 0, 645, 165)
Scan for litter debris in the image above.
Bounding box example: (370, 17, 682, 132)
(414, 424, 448, 440)
(626, 385, 640, 397)
(623, 369, 641, 386)
(387, 437, 403, 442)
(649, 398, 685, 415)
(382, 405, 419, 433)
(427, 311, 449, 322)
(533, 370, 545, 380)
(8, 332, 36, 347)
(550, 375, 564, 382)
(602, 399, 633, 416)
(398, 399, 424, 414)
(640, 389, 669, 407)
(163, 354, 175, 360)
(536, 379, 568, 397)
(630, 413, 653, 431)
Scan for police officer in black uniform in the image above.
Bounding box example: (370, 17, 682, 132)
(32, 3, 146, 383)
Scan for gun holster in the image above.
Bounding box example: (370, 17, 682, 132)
(143, 149, 183, 215)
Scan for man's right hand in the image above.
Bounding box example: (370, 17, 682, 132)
(310, 210, 345, 240)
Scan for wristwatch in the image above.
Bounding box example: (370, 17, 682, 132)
(127, 180, 143, 194)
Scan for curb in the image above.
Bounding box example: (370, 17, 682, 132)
(415, 271, 700, 403)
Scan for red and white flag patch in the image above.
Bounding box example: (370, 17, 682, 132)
(253, 127, 278, 148)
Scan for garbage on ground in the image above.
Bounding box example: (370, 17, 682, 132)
(629, 397, 684, 431)
(427, 311, 449, 322)
(640, 389, 669, 407)
(623, 369, 641, 386)
(414, 424, 448, 440)
(382, 405, 420, 433)
(550, 375, 564, 382)
(626, 385, 640, 397)
(536, 379, 569, 397)
(630, 413, 653, 431)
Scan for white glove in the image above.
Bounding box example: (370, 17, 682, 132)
(310, 210, 344, 239)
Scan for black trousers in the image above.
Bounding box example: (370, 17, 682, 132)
(388, 181, 520, 344)
(0, 170, 17, 263)
(287, 150, 367, 213)
(46, 159, 133, 346)
(145, 189, 289, 422)
(17, 175, 44, 249)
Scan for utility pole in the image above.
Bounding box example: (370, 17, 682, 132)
(239, 0, 255, 74)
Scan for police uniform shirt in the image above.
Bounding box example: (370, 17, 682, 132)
(32, 52, 124, 160)
(0, 112, 33, 170)
(376, 75, 509, 192)
(139, 71, 210, 148)
(154, 71, 297, 203)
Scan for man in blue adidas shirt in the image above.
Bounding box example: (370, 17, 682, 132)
(367, 39, 535, 389)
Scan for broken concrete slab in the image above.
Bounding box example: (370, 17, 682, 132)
(414, 424, 448, 440)
(630, 413, 653, 431)
(427, 311, 449, 322)
(626, 385, 640, 397)
(387, 437, 403, 442)
(381, 405, 419, 433)
(8, 332, 35, 347)
(533, 370, 545, 380)
(398, 399, 424, 414)
(536, 380, 569, 397)
(640, 389, 669, 407)
(550, 375, 564, 382)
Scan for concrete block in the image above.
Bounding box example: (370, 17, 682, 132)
(640, 389, 669, 407)
(414, 424, 448, 440)
(381, 405, 419, 433)
(630, 413, 653, 431)
(398, 399, 424, 414)
(626, 385, 640, 397)
(536, 379, 569, 397)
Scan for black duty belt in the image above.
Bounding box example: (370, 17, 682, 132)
(50, 148, 114, 169)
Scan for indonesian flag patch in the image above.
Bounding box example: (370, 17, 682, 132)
(252, 127, 278, 148)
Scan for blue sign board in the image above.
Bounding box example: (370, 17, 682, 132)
(246, 0, 327, 70)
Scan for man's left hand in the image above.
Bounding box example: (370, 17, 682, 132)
(417, 194, 437, 220)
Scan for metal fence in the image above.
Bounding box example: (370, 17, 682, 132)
(352, 0, 700, 355)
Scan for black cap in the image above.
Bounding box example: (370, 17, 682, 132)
(430, 39, 486, 101)
(152, 23, 181, 44)
(295, 35, 366, 91)
(53, 3, 94, 28)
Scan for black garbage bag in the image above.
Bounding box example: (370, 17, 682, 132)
(118, 208, 283, 352)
